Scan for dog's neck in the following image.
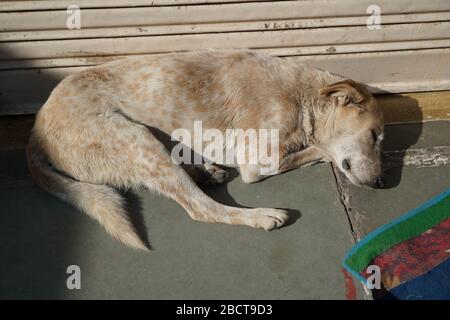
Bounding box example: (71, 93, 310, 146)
(282, 58, 344, 146)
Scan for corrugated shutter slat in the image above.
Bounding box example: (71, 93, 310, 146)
(0, 0, 449, 115)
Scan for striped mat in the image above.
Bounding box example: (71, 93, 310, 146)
(343, 189, 450, 299)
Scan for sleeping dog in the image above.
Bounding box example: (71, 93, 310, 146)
(27, 50, 384, 250)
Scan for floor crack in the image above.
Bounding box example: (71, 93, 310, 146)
(331, 163, 359, 243)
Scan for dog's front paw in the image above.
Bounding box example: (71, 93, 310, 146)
(203, 164, 229, 185)
(250, 208, 289, 231)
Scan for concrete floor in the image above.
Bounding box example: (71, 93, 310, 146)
(0, 121, 448, 299)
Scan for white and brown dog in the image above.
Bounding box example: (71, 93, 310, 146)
(27, 50, 384, 250)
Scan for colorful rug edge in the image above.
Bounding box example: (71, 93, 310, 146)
(342, 188, 450, 284)
(347, 199, 449, 271)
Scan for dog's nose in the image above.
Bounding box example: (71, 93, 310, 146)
(342, 159, 351, 171)
(375, 176, 385, 188)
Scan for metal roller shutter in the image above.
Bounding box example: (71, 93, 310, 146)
(1, 0, 449, 115)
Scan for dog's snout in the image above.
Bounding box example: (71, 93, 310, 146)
(374, 176, 384, 189)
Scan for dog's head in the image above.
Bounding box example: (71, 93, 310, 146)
(317, 79, 384, 188)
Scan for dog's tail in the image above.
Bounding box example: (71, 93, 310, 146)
(26, 137, 149, 251)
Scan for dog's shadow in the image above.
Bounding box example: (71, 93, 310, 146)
(122, 190, 152, 249)
(376, 94, 424, 188)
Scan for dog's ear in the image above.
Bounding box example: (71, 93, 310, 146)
(319, 79, 366, 108)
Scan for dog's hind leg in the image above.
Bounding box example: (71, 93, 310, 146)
(123, 128, 288, 230)
(138, 148, 288, 231)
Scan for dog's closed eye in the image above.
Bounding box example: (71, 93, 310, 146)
(371, 129, 378, 145)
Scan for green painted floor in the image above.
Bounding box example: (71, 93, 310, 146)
(0, 121, 448, 299)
